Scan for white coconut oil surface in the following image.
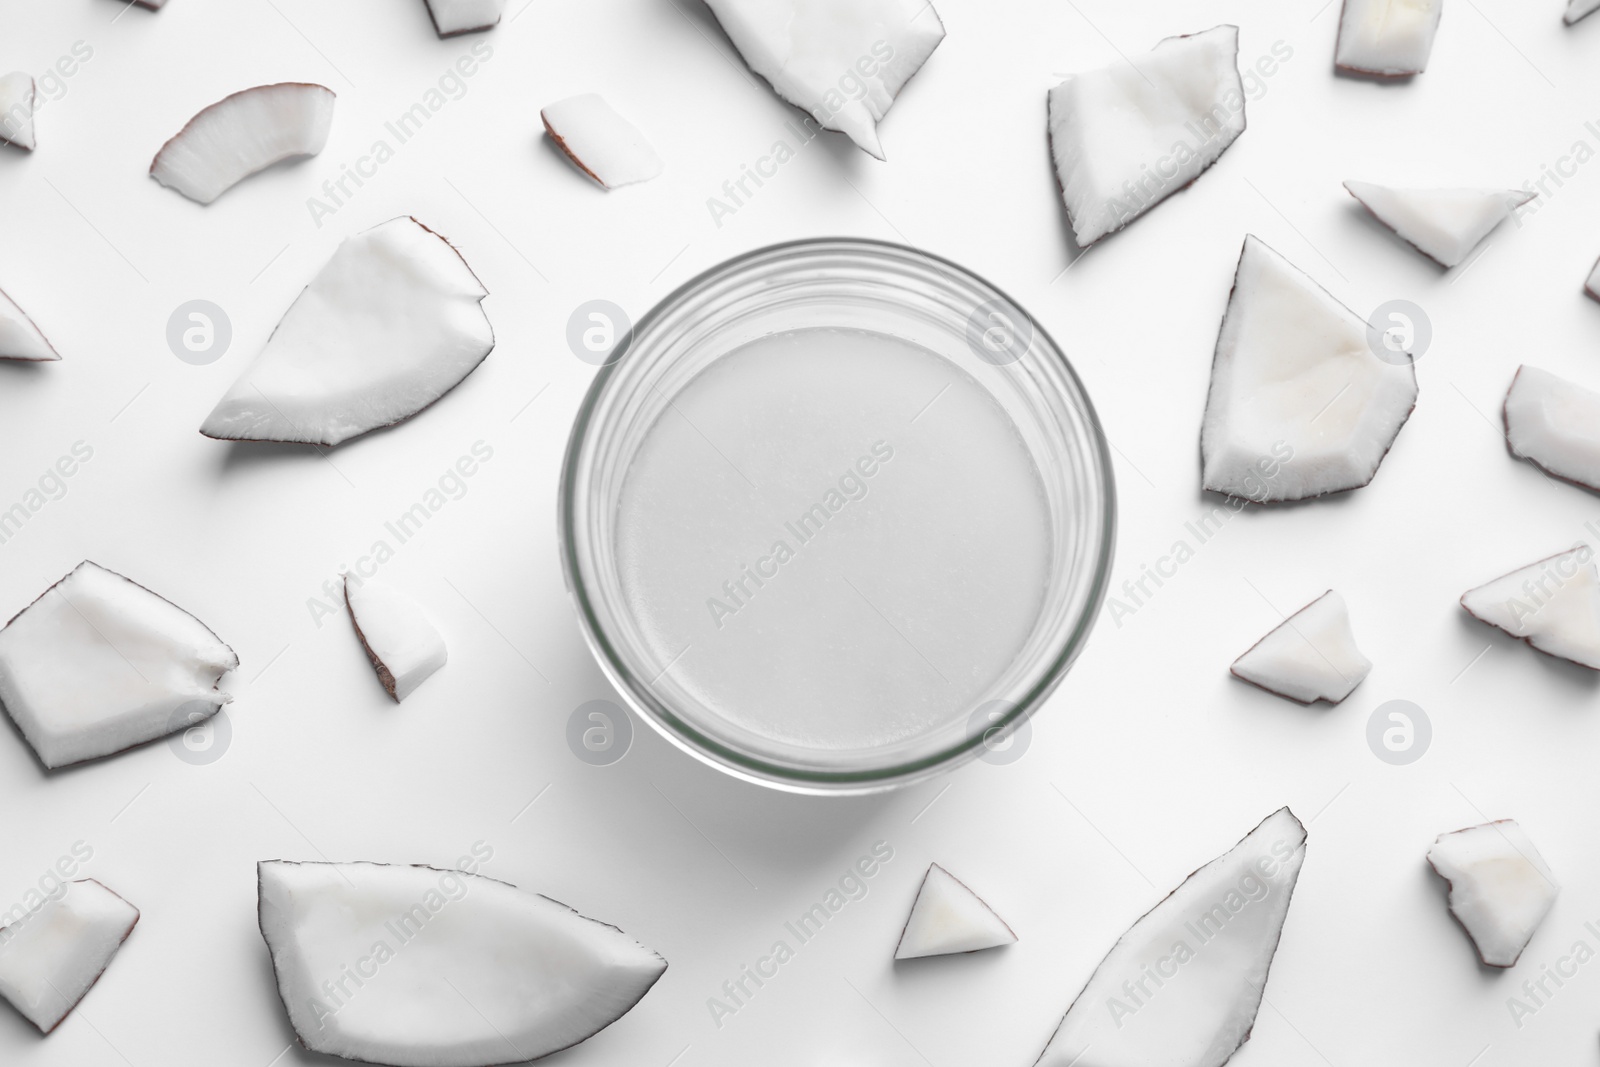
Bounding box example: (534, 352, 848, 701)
(614, 327, 1052, 754)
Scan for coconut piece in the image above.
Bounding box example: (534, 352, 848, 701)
(1504, 365, 1600, 492)
(0, 561, 237, 768)
(0, 286, 60, 361)
(344, 576, 447, 702)
(1048, 26, 1244, 247)
(0, 72, 36, 151)
(258, 860, 667, 1067)
(540, 95, 663, 189)
(150, 83, 335, 205)
(0, 880, 138, 1034)
(1231, 590, 1371, 705)
(1567, 0, 1600, 25)
(1585, 255, 1600, 301)
(1460, 547, 1600, 670)
(1035, 808, 1306, 1067)
(702, 0, 945, 160)
(894, 864, 1016, 960)
(200, 216, 493, 447)
(1200, 235, 1418, 501)
(1344, 182, 1531, 267)
(1428, 820, 1558, 967)
(423, 0, 504, 36)
(135, 0, 169, 8)
(1334, 0, 1444, 76)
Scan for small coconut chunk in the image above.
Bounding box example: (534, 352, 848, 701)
(1461, 547, 1600, 669)
(703, 0, 945, 160)
(151, 83, 335, 204)
(1344, 182, 1531, 267)
(1231, 590, 1371, 704)
(1049, 25, 1244, 247)
(0, 880, 139, 1034)
(894, 864, 1016, 959)
(1200, 235, 1418, 501)
(1335, 0, 1443, 76)
(423, 0, 504, 36)
(541, 94, 663, 189)
(0, 286, 59, 361)
(344, 576, 447, 702)
(1428, 820, 1558, 967)
(0, 72, 36, 151)
(0, 561, 237, 768)
(1504, 365, 1600, 492)
(1567, 0, 1600, 25)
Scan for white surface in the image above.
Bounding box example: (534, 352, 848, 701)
(0, 1, 1598, 1066)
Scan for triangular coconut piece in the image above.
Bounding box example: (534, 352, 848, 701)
(423, 0, 504, 36)
(1504, 365, 1600, 492)
(201, 216, 493, 447)
(0, 879, 139, 1034)
(541, 95, 663, 189)
(1231, 590, 1371, 704)
(1334, 0, 1443, 76)
(894, 864, 1017, 959)
(1567, 0, 1600, 25)
(0, 72, 37, 151)
(702, 0, 945, 160)
(1049, 26, 1244, 247)
(1345, 181, 1531, 267)
(1460, 547, 1600, 669)
(1427, 820, 1558, 967)
(258, 860, 667, 1066)
(0, 286, 60, 361)
(1035, 808, 1307, 1067)
(1585, 255, 1600, 302)
(344, 576, 447, 702)
(1200, 235, 1418, 501)
(0, 561, 237, 768)
(151, 83, 335, 205)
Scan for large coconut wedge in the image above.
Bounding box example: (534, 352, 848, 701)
(258, 860, 667, 1066)
(541, 95, 663, 189)
(0, 72, 37, 151)
(151, 83, 335, 204)
(894, 863, 1016, 959)
(1344, 182, 1531, 267)
(1334, 0, 1443, 76)
(1567, 0, 1600, 25)
(0, 287, 60, 361)
(0, 561, 238, 768)
(1035, 808, 1307, 1067)
(423, 0, 505, 36)
(1428, 820, 1558, 967)
(702, 0, 945, 160)
(1200, 235, 1418, 501)
(1504, 365, 1600, 492)
(1460, 547, 1600, 669)
(344, 576, 446, 702)
(200, 216, 493, 447)
(0, 880, 138, 1033)
(1231, 590, 1371, 704)
(1049, 25, 1245, 247)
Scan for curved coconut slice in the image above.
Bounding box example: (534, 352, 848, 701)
(258, 860, 667, 1067)
(1504, 365, 1600, 492)
(1200, 235, 1418, 501)
(1428, 820, 1558, 967)
(0, 561, 237, 768)
(0, 286, 60, 361)
(1567, 0, 1600, 25)
(1036, 808, 1306, 1067)
(1049, 26, 1244, 248)
(0, 880, 138, 1034)
(703, 0, 945, 160)
(151, 83, 335, 205)
(1335, 0, 1443, 76)
(541, 95, 663, 189)
(1345, 181, 1531, 267)
(0, 72, 36, 151)
(201, 216, 492, 447)
(894, 863, 1016, 959)
(344, 576, 447, 702)
(1231, 590, 1371, 704)
(424, 0, 504, 36)
(1461, 547, 1600, 669)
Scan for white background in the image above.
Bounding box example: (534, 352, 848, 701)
(1, 0, 1599, 1064)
